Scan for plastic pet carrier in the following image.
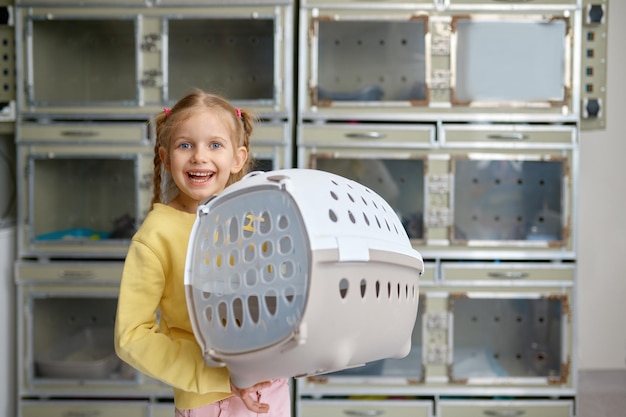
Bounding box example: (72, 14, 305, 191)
(185, 168, 424, 388)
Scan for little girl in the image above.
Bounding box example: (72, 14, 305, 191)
(114, 89, 290, 416)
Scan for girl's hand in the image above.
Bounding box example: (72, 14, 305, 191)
(230, 380, 272, 413)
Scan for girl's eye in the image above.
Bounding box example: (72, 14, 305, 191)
(180, 143, 191, 150)
(210, 142, 223, 150)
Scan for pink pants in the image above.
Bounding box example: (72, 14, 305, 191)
(175, 379, 291, 417)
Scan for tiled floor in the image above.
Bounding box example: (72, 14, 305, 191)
(577, 370, 626, 417)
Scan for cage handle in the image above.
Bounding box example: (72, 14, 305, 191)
(486, 133, 528, 141)
(487, 271, 529, 279)
(57, 270, 96, 280)
(62, 411, 101, 417)
(483, 410, 525, 417)
(344, 132, 387, 140)
(60, 130, 100, 138)
(343, 410, 385, 417)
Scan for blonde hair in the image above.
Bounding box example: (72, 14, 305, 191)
(150, 89, 255, 209)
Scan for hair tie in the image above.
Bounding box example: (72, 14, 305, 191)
(236, 108, 242, 119)
(163, 107, 171, 117)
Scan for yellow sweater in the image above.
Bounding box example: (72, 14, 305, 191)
(115, 203, 232, 409)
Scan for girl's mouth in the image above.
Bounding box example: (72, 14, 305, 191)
(188, 171, 214, 183)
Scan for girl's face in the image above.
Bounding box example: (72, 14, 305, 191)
(159, 109, 247, 213)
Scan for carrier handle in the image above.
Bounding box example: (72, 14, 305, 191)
(487, 271, 529, 279)
(343, 410, 385, 417)
(486, 133, 528, 141)
(344, 132, 387, 140)
(483, 410, 525, 417)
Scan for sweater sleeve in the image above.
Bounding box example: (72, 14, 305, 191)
(114, 239, 231, 395)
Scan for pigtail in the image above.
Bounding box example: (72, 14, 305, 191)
(151, 141, 163, 210)
(227, 108, 256, 186)
(150, 112, 168, 210)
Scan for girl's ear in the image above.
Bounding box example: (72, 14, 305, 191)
(158, 146, 171, 173)
(231, 146, 248, 174)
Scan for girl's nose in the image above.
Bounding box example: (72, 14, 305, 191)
(191, 148, 208, 163)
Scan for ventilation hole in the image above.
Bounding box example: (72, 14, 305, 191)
(495, 178, 501, 185)
(361, 196, 368, 205)
(536, 353, 546, 362)
(280, 261, 295, 279)
(263, 263, 275, 282)
(387, 282, 392, 299)
(229, 251, 238, 267)
(372, 200, 378, 209)
(348, 211, 356, 223)
(202, 291, 212, 300)
(517, 216, 523, 222)
(284, 286, 295, 304)
(363, 213, 370, 225)
(375, 216, 381, 229)
(259, 212, 272, 234)
(216, 253, 223, 268)
(494, 316, 500, 322)
(516, 316, 523, 323)
(517, 179, 523, 185)
(331, 179, 339, 186)
(279, 236, 293, 254)
(360, 279, 367, 298)
(494, 352, 500, 359)
(538, 317, 545, 323)
(339, 278, 349, 299)
(516, 353, 522, 360)
(329, 209, 338, 222)
(214, 225, 224, 246)
(538, 216, 545, 223)
(265, 290, 278, 315)
(205, 306, 213, 323)
(397, 283, 401, 298)
(539, 179, 545, 186)
(405, 284, 409, 299)
(385, 219, 391, 231)
(261, 241, 273, 258)
(375, 281, 381, 298)
(278, 215, 289, 230)
(248, 296, 260, 324)
(243, 212, 255, 238)
(244, 244, 255, 262)
(245, 268, 258, 286)
(347, 193, 355, 202)
(232, 298, 244, 328)
(204, 252, 210, 266)
(218, 302, 228, 327)
(471, 316, 478, 322)
(228, 217, 239, 243)
(330, 190, 338, 200)
(228, 273, 242, 291)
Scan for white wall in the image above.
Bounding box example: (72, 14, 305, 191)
(578, 0, 626, 369)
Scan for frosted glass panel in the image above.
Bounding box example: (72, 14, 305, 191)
(454, 18, 566, 103)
